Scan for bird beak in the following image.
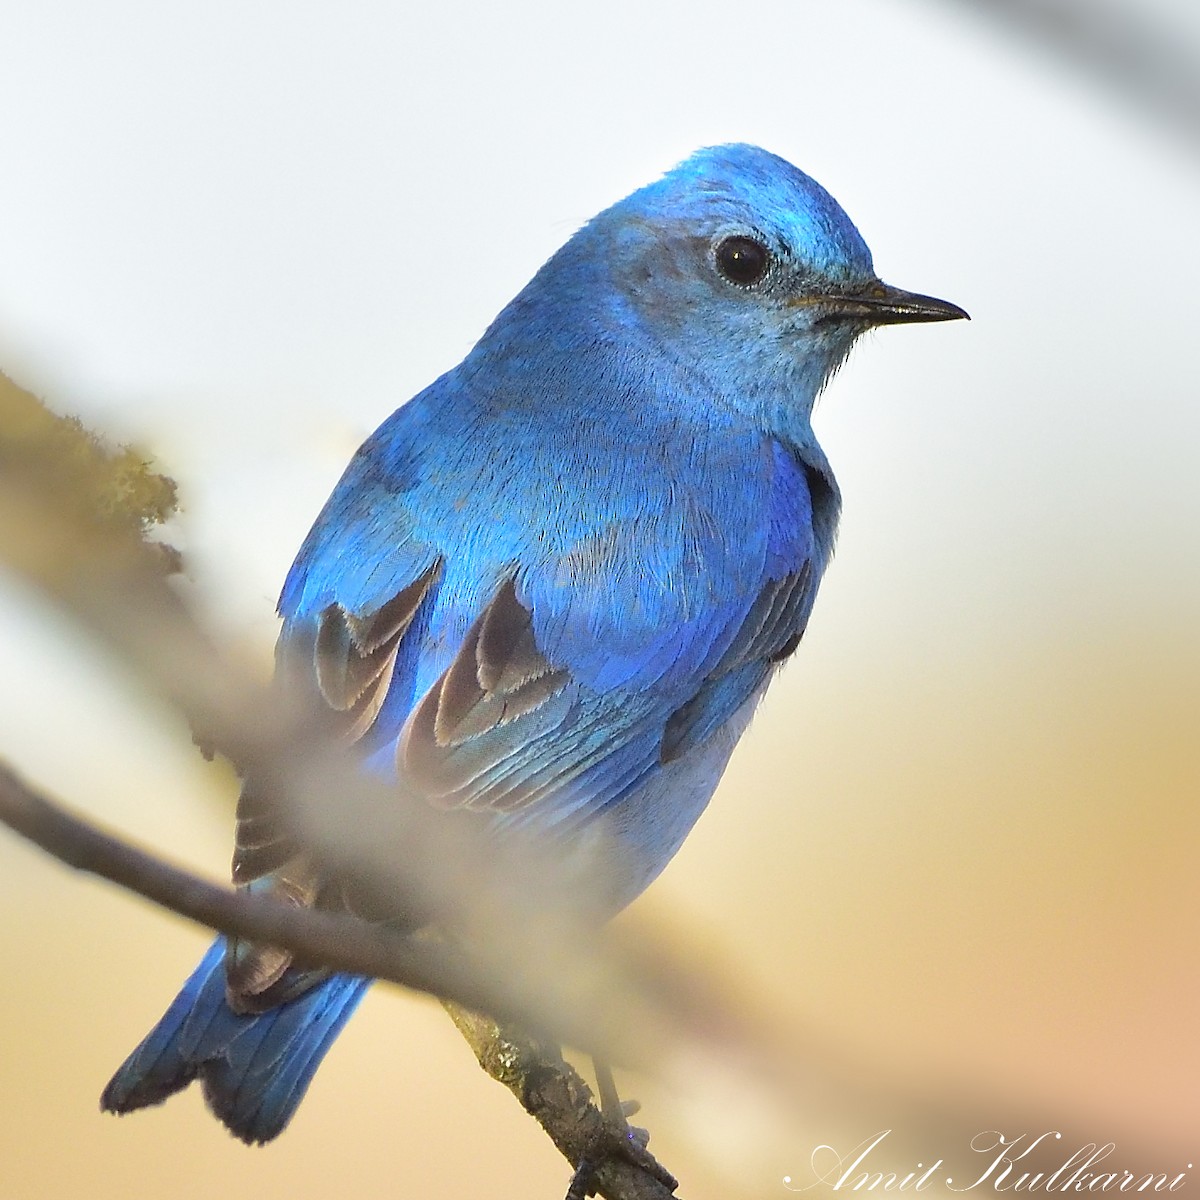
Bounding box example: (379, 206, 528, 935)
(805, 280, 970, 326)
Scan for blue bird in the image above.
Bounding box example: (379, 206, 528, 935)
(102, 144, 966, 1143)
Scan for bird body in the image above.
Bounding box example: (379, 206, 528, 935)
(278, 359, 833, 897)
(102, 144, 966, 1142)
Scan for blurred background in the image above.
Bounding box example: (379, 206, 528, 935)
(0, 0, 1196, 1196)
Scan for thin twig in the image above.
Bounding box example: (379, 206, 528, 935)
(0, 760, 542, 1023)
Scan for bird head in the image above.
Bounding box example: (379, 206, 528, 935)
(591, 143, 968, 420)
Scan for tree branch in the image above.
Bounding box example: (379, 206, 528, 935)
(0, 760, 530, 1021)
(0, 759, 689, 1196)
(446, 1005, 680, 1200)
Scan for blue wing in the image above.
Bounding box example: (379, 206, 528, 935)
(229, 368, 837, 1001)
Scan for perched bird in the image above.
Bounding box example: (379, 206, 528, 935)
(102, 144, 966, 1144)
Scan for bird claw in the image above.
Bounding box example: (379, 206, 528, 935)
(609, 1119, 672, 1185)
(562, 1109, 677, 1199)
(564, 1157, 597, 1200)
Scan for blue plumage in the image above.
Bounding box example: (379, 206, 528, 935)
(101, 939, 369, 1143)
(102, 143, 966, 1141)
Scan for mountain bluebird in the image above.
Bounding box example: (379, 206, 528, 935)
(102, 143, 967, 1143)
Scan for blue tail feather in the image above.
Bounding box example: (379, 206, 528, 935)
(101, 938, 369, 1144)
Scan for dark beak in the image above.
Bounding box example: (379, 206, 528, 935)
(813, 280, 969, 326)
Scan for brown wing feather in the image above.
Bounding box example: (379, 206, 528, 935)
(659, 561, 814, 765)
(226, 560, 442, 1008)
(225, 867, 324, 1012)
(233, 558, 442, 886)
(314, 561, 443, 711)
(400, 577, 571, 808)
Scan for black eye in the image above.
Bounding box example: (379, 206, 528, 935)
(714, 235, 771, 287)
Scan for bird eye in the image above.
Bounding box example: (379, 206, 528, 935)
(714, 235, 771, 287)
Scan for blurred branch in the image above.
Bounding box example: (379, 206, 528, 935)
(0, 759, 552, 1025)
(928, 0, 1200, 149)
(0, 760, 687, 1200)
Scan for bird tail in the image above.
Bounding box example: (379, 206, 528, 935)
(101, 937, 369, 1144)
